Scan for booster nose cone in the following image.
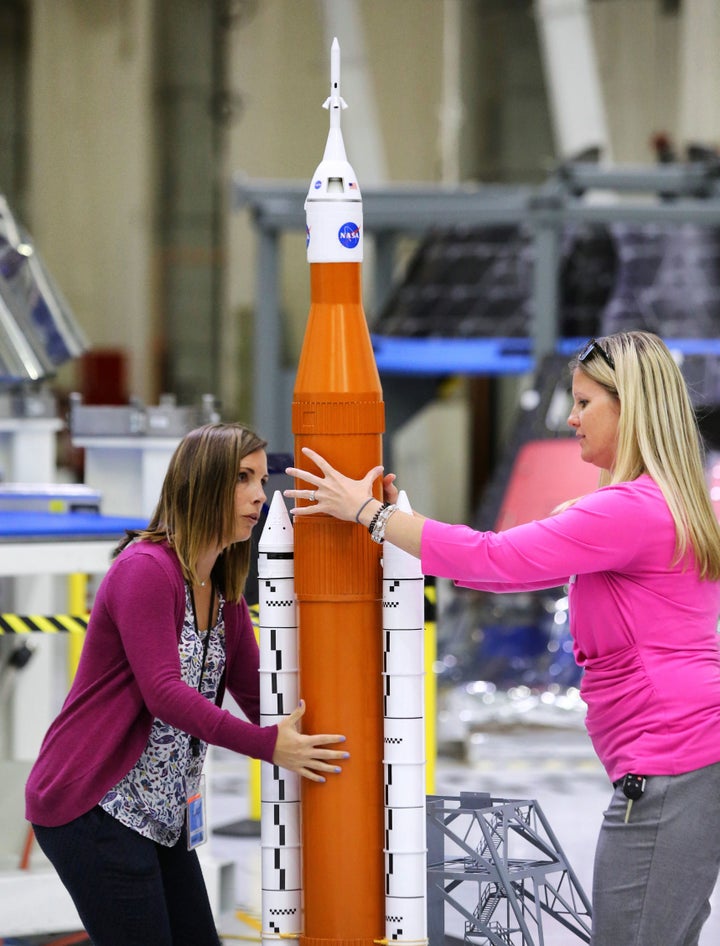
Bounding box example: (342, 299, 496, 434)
(259, 490, 294, 555)
(305, 37, 363, 263)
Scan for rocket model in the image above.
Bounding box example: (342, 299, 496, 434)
(293, 36, 386, 946)
(260, 38, 429, 946)
(258, 492, 302, 946)
(382, 491, 427, 945)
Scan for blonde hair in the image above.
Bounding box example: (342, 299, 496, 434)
(570, 331, 720, 580)
(116, 423, 267, 601)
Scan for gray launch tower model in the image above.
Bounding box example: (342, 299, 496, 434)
(427, 793, 592, 945)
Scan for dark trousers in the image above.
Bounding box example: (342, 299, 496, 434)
(32, 806, 222, 946)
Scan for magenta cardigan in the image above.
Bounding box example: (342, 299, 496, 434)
(26, 541, 278, 827)
(421, 475, 720, 783)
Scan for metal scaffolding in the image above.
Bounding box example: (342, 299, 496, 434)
(426, 792, 592, 946)
(233, 158, 720, 452)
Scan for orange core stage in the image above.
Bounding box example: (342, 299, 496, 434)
(293, 260, 386, 946)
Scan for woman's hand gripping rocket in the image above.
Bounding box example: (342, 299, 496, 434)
(272, 699, 350, 783)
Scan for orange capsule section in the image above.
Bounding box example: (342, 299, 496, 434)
(293, 261, 385, 946)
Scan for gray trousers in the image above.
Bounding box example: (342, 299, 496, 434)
(591, 761, 720, 946)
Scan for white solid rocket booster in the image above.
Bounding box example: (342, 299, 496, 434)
(382, 490, 428, 945)
(258, 492, 302, 946)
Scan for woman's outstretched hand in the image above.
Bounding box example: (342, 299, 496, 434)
(272, 700, 349, 782)
(286, 446, 425, 558)
(285, 446, 386, 522)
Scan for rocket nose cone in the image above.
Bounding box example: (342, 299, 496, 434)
(259, 491, 294, 552)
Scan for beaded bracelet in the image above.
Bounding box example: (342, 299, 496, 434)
(370, 503, 398, 544)
(355, 497, 376, 523)
(367, 501, 389, 535)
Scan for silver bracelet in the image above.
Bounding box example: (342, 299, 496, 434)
(370, 503, 398, 543)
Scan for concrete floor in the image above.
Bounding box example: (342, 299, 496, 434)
(211, 723, 720, 946)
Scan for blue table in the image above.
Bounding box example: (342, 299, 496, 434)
(0, 511, 147, 542)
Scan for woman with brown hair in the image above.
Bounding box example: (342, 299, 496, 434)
(26, 423, 347, 945)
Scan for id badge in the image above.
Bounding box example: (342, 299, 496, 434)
(186, 774, 207, 850)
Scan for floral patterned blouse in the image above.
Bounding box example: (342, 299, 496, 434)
(99, 583, 226, 846)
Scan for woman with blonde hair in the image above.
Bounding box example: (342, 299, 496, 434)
(286, 332, 720, 946)
(27, 423, 348, 946)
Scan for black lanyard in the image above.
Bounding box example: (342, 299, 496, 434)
(189, 584, 215, 758)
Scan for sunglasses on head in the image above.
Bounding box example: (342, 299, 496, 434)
(578, 338, 615, 371)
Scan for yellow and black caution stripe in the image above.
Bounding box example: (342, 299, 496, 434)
(0, 613, 89, 635)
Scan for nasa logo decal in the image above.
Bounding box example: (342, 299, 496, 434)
(338, 222, 360, 249)
(314, 180, 322, 190)
(306, 225, 311, 248)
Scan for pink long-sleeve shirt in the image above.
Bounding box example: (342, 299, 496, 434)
(421, 474, 720, 783)
(26, 541, 278, 827)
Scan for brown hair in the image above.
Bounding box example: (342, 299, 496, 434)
(116, 423, 267, 601)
